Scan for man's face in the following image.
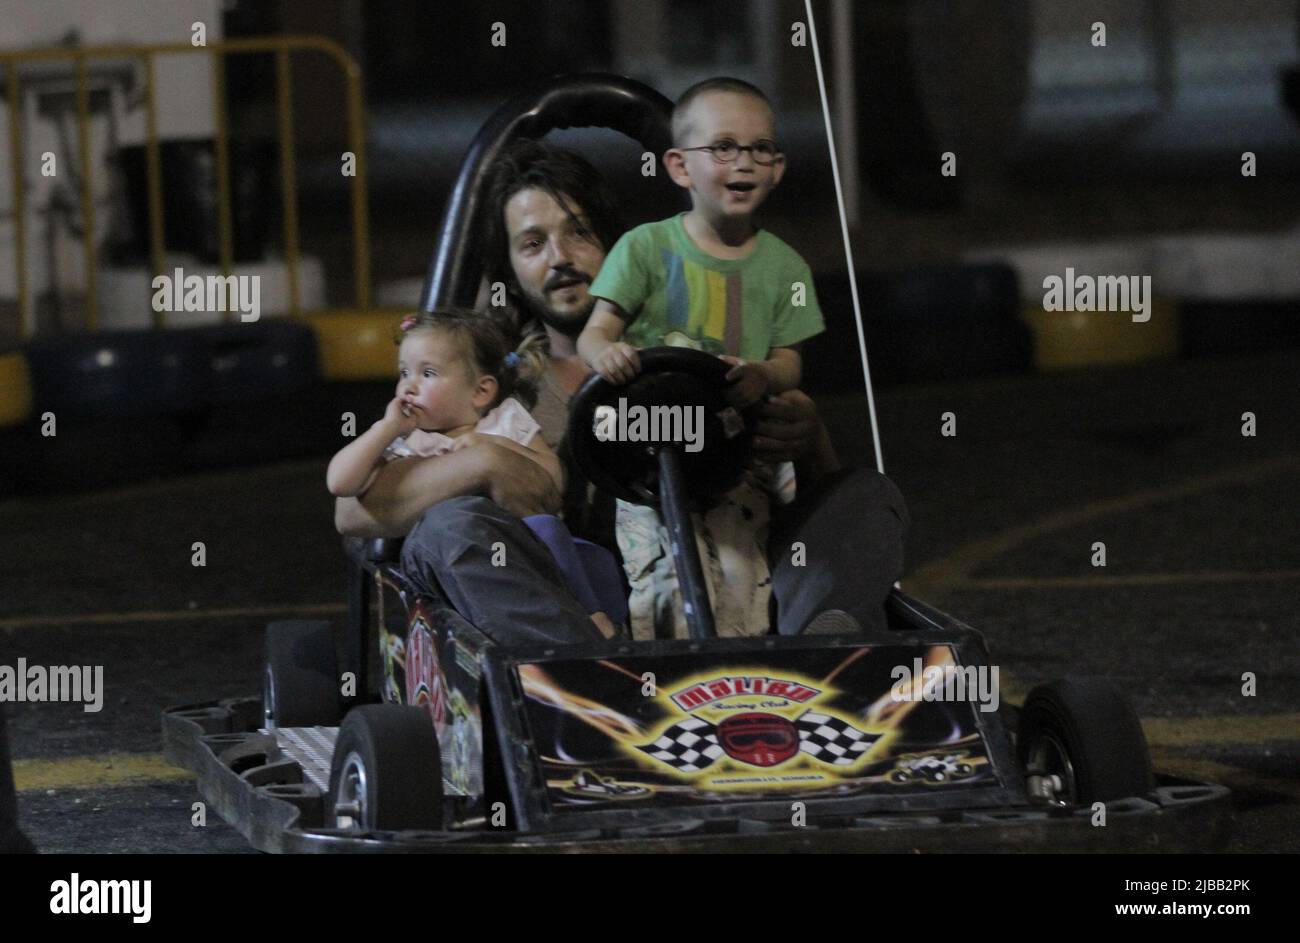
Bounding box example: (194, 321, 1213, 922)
(504, 187, 607, 336)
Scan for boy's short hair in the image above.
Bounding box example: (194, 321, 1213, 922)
(672, 77, 774, 144)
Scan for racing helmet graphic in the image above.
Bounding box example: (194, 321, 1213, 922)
(717, 713, 799, 767)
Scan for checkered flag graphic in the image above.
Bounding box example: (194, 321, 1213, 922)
(637, 717, 725, 772)
(795, 710, 879, 766)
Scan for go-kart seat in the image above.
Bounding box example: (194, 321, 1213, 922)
(523, 515, 628, 628)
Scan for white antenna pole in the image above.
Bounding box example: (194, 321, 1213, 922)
(805, 0, 885, 473)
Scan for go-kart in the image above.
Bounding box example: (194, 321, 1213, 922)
(162, 74, 1228, 853)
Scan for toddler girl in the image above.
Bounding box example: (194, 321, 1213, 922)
(327, 309, 617, 638)
(327, 309, 560, 497)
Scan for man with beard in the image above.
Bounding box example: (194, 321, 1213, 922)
(476, 139, 628, 551)
(335, 141, 908, 644)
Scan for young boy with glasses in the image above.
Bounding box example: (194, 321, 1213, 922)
(578, 77, 826, 640)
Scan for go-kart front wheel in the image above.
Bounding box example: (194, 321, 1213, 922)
(1018, 677, 1153, 806)
(328, 705, 444, 831)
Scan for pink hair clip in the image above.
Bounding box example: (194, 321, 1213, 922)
(399, 315, 418, 332)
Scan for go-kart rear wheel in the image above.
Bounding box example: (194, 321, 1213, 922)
(328, 705, 444, 831)
(1018, 677, 1153, 806)
(263, 620, 341, 729)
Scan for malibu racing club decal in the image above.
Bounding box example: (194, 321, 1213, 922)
(640, 675, 880, 775)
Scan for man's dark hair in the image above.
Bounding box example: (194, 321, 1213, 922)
(481, 139, 626, 300)
(672, 77, 774, 144)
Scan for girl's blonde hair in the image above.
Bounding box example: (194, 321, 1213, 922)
(396, 308, 547, 411)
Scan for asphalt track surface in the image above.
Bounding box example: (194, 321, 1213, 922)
(3, 348, 1297, 853)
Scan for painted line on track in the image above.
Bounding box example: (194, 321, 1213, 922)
(14, 752, 192, 792)
(0, 602, 347, 631)
(1142, 713, 1300, 747)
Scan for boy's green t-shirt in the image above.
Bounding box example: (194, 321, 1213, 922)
(588, 213, 824, 362)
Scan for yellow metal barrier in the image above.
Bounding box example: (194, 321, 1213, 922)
(0, 350, 31, 425)
(0, 35, 373, 336)
(305, 307, 409, 381)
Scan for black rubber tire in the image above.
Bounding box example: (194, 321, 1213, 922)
(1017, 677, 1154, 805)
(328, 705, 443, 831)
(263, 620, 341, 729)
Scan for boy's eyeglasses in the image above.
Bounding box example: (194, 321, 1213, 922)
(679, 139, 782, 165)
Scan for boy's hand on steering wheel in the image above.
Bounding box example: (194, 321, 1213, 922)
(720, 356, 768, 408)
(382, 395, 421, 438)
(592, 342, 641, 385)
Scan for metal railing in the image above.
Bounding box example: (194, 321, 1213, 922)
(1, 35, 371, 336)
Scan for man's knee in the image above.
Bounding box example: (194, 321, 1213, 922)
(402, 496, 500, 569)
(841, 467, 909, 533)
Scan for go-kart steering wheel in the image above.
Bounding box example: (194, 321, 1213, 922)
(567, 347, 757, 640)
(567, 346, 755, 511)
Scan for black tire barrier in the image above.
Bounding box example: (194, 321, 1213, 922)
(25, 328, 212, 420)
(197, 321, 320, 407)
(25, 321, 321, 420)
(9, 322, 327, 492)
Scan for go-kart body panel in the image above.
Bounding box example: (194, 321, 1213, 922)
(376, 566, 488, 797)
(485, 631, 1023, 832)
(505, 642, 1012, 817)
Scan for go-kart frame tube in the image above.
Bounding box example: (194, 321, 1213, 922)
(655, 445, 717, 640)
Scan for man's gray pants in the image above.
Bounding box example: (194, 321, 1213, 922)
(768, 466, 909, 636)
(400, 496, 603, 647)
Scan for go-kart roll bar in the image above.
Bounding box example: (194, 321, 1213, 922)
(420, 73, 674, 312)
